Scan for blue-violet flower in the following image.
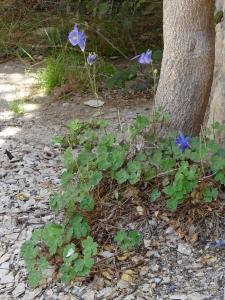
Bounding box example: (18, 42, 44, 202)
(68, 24, 87, 52)
(176, 133, 191, 153)
(132, 49, 152, 64)
(87, 53, 97, 65)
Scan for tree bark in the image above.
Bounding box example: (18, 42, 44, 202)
(155, 0, 215, 135)
(206, 0, 225, 142)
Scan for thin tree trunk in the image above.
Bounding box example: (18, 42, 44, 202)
(155, 0, 215, 135)
(206, 0, 225, 142)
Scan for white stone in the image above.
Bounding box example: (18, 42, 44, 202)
(177, 243, 192, 256)
(0, 262, 10, 277)
(162, 276, 171, 284)
(12, 282, 25, 298)
(0, 272, 14, 284)
(117, 279, 130, 289)
(165, 226, 175, 235)
(0, 253, 10, 264)
(98, 287, 113, 298)
(100, 251, 114, 258)
(82, 290, 95, 300)
(124, 295, 135, 300)
(187, 293, 205, 300)
(144, 239, 151, 248)
(84, 99, 104, 108)
(170, 295, 187, 300)
(151, 264, 160, 272)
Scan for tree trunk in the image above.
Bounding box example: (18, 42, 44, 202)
(206, 0, 225, 142)
(155, 0, 215, 135)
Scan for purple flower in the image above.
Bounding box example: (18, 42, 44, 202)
(132, 49, 152, 64)
(176, 133, 191, 153)
(87, 53, 97, 65)
(68, 24, 87, 52)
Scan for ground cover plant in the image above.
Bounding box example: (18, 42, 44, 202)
(21, 113, 225, 287)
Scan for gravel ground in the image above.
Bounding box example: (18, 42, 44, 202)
(1, 61, 225, 300)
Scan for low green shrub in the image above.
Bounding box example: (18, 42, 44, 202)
(21, 112, 225, 287)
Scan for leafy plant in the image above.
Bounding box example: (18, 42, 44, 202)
(106, 67, 137, 88)
(9, 100, 25, 115)
(38, 50, 85, 93)
(114, 230, 142, 251)
(22, 112, 225, 287)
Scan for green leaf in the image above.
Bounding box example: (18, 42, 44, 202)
(52, 135, 64, 145)
(64, 147, 74, 172)
(136, 153, 147, 161)
(97, 157, 111, 170)
(99, 133, 115, 148)
(110, 146, 127, 171)
(82, 236, 98, 257)
(129, 172, 141, 185)
(144, 166, 156, 180)
(166, 198, 178, 211)
(114, 230, 142, 251)
(69, 214, 90, 239)
(134, 115, 150, 131)
(152, 151, 163, 166)
(60, 263, 74, 283)
(107, 68, 137, 88)
(39, 257, 49, 270)
(215, 171, 225, 185)
(150, 189, 161, 202)
(127, 160, 142, 184)
(28, 270, 42, 287)
(68, 119, 82, 132)
(203, 186, 219, 203)
(89, 171, 102, 188)
(114, 230, 127, 243)
(211, 155, 225, 171)
(80, 195, 95, 212)
(127, 160, 141, 173)
(21, 240, 39, 262)
(50, 193, 63, 212)
(42, 224, 63, 255)
(77, 150, 94, 168)
(114, 169, 129, 184)
(61, 171, 73, 188)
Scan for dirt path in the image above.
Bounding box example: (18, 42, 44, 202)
(0, 60, 225, 300)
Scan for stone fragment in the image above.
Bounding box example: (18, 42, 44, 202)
(177, 243, 192, 256)
(150, 264, 160, 272)
(82, 290, 95, 300)
(187, 293, 205, 300)
(0, 253, 10, 264)
(97, 287, 113, 298)
(144, 239, 151, 248)
(170, 295, 187, 300)
(0, 169, 7, 178)
(12, 282, 25, 298)
(0, 262, 10, 277)
(117, 279, 130, 289)
(84, 99, 104, 108)
(1, 272, 14, 284)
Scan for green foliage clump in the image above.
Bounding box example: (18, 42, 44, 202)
(9, 100, 25, 115)
(38, 50, 85, 93)
(22, 112, 225, 287)
(114, 230, 142, 251)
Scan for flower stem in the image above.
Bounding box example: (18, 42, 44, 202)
(83, 52, 98, 98)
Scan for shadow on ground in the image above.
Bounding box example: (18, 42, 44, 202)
(0, 59, 152, 149)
